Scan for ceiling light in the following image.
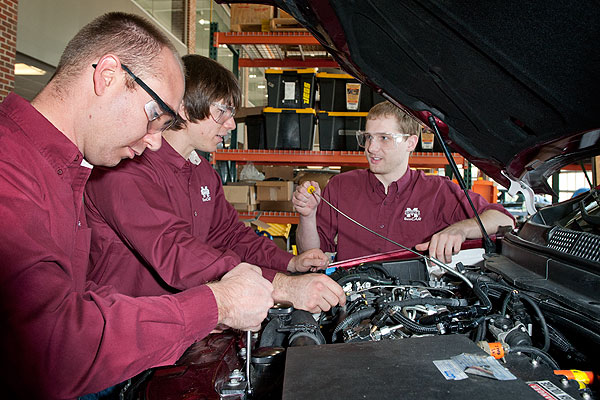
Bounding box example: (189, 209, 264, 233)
(257, 85, 265, 89)
(14, 63, 46, 76)
(198, 19, 209, 25)
(249, 74, 257, 78)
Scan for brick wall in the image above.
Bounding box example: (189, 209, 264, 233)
(0, 0, 17, 101)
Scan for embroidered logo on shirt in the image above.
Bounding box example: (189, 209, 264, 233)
(201, 186, 211, 202)
(404, 207, 421, 221)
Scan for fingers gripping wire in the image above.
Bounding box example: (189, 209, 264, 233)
(306, 186, 473, 289)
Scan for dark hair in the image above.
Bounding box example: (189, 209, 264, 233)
(367, 101, 422, 137)
(171, 54, 241, 130)
(52, 12, 179, 88)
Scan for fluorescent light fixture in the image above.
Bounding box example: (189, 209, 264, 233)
(249, 74, 257, 78)
(14, 63, 47, 76)
(306, 166, 323, 170)
(257, 84, 265, 89)
(198, 19, 209, 25)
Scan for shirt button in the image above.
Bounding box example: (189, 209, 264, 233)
(77, 220, 81, 227)
(194, 211, 198, 216)
(380, 224, 385, 228)
(57, 169, 63, 175)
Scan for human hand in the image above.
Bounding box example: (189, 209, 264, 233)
(273, 273, 346, 313)
(292, 181, 321, 217)
(415, 225, 466, 263)
(287, 248, 329, 273)
(207, 263, 274, 331)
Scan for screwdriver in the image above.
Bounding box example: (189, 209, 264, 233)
(306, 185, 473, 288)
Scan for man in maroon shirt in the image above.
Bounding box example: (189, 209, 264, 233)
(293, 101, 514, 263)
(0, 13, 274, 399)
(85, 55, 346, 314)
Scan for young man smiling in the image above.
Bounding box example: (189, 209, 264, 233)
(85, 55, 346, 315)
(293, 101, 514, 263)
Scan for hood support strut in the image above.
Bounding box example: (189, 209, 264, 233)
(428, 115, 496, 255)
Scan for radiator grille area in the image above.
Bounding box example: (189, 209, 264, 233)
(548, 228, 600, 262)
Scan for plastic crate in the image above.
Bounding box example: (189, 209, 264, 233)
(263, 107, 316, 150)
(245, 114, 266, 149)
(266, 68, 316, 109)
(317, 111, 367, 151)
(316, 72, 384, 112)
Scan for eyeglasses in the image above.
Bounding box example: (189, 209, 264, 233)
(356, 131, 411, 148)
(92, 63, 179, 134)
(210, 102, 236, 124)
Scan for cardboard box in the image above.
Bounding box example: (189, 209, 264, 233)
(230, 4, 274, 27)
(223, 183, 257, 205)
(297, 172, 335, 191)
(256, 181, 294, 201)
(259, 200, 295, 212)
(231, 203, 257, 212)
(262, 165, 295, 181)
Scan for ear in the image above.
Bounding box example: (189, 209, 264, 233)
(406, 134, 419, 152)
(92, 54, 121, 96)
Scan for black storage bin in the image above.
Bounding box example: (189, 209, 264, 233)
(415, 128, 444, 152)
(245, 114, 266, 149)
(317, 111, 367, 151)
(263, 107, 316, 150)
(266, 68, 316, 109)
(317, 72, 384, 112)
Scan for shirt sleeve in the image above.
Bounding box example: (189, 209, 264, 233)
(316, 175, 340, 253)
(204, 168, 292, 275)
(444, 179, 515, 225)
(0, 166, 218, 399)
(85, 167, 242, 291)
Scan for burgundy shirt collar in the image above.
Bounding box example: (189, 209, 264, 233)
(146, 137, 191, 170)
(2, 93, 83, 171)
(366, 167, 415, 198)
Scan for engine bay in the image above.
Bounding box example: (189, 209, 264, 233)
(123, 246, 599, 400)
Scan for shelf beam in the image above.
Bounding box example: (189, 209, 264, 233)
(238, 58, 338, 68)
(213, 149, 464, 168)
(238, 211, 300, 225)
(214, 32, 320, 46)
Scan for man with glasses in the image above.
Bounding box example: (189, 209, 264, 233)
(85, 54, 345, 315)
(0, 13, 275, 399)
(293, 101, 514, 263)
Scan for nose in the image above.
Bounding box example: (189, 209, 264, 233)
(223, 115, 237, 130)
(143, 131, 163, 152)
(366, 137, 380, 153)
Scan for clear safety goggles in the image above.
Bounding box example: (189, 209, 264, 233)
(210, 102, 236, 124)
(356, 131, 411, 148)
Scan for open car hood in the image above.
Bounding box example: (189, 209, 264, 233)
(251, 0, 600, 194)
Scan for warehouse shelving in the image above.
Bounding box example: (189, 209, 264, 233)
(214, 31, 337, 68)
(212, 149, 465, 168)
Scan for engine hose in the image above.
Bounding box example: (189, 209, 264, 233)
(519, 295, 550, 352)
(336, 274, 393, 287)
(386, 297, 467, 308)
(508, 345, 559, 370)
(332, 307, 376, 338)
(472, 281, 492, 315)
(389, 311, 438, 334)
(497, 287, 550, 353)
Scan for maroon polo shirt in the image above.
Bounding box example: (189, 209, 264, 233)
(317, 168, 513, 260)
(84, 138, 291, 297)
(0, 94, 216, 399)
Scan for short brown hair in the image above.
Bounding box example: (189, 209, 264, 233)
(172, 54, 241, 130)
(367, 101, 422, 137)
(52, 12, 179, 88)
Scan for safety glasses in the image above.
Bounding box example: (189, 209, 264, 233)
(356, 131, 411, 148)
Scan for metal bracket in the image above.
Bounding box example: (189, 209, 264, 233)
(502, 171, 537, 215)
